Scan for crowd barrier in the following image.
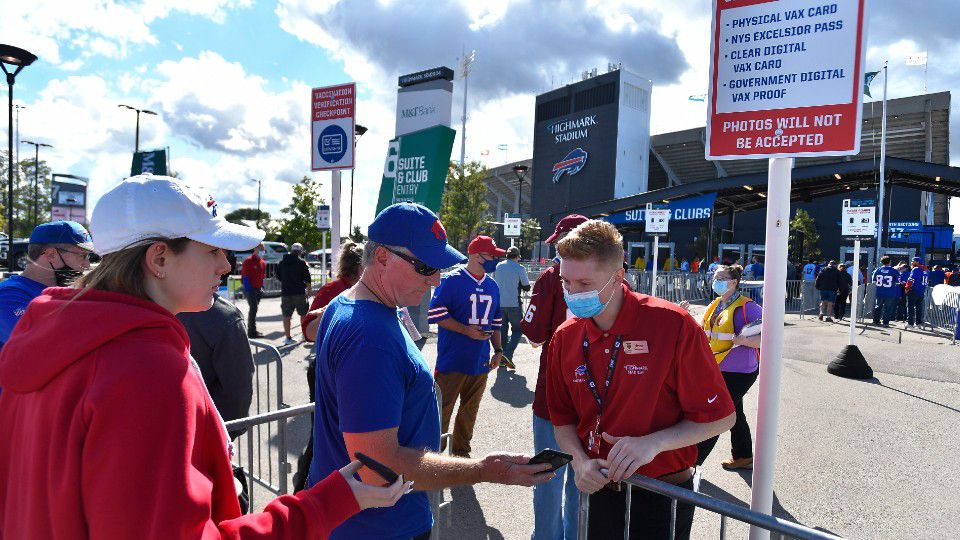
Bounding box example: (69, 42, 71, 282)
(576, 473, 843, 540)
(230, 263, 330, 299)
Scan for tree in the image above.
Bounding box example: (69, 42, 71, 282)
(277, 175, 328, 251)
(519, 218, 541, 259)
(1, 151, 52, 237)
(438, 161, 489, 251)
(790, 208, 821, 261)
(225, 207, 270, 227)
(349, 225, 366, 243)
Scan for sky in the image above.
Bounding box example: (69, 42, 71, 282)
(2, 0, 958, 234)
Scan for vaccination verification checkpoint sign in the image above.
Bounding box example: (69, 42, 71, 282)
(311, 82, 355, 171)
(705, 0, 868, 160)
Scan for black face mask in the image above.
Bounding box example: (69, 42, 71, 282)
(51, 250, 85, 287)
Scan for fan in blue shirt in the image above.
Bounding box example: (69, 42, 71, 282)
(905, 258, 929, 326)
(872, 264, 901, 298)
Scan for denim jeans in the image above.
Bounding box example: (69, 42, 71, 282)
(907, 291, 925, 325)
(500, 307, 524, 359)
(532, 414, 580, 540)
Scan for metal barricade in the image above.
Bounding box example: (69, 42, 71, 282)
(575, 474, 843, 540)
(924, 287, 960, 341)
(231, 340, 288, 507)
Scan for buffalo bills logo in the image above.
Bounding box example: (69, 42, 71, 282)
(552, 147, 588, 183)
(574, 365, 587, 376)
(431, 219, 447, 241)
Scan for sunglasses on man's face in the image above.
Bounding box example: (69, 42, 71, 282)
(384, 247, 439, 276)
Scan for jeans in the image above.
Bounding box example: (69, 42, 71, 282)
(873, 296, 897, 325)
(907, 291, 925, 326)
(532, 414, 579, 540)
(245, 288, 262, 335)
(500, 307, 524, 359)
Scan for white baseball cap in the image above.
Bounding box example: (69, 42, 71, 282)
(91, 174, 266, 255)
(291, 242, 303, 252)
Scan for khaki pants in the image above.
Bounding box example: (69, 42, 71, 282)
(435, 371, 488, 456)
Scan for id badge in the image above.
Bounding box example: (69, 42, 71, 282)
(587, 418, 601, 454)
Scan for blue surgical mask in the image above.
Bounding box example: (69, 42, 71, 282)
(713, 279, 730, 296)
(563, 271, 619, 318)
(482, 258, 500, 273)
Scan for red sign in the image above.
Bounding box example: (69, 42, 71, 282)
(311, 83, 356, 171)
(706, 0, 867, 160)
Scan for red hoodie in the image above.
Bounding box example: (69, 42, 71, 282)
(0, 287, 358, 539)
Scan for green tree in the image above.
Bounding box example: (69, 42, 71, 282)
(790, 208, 821, 260)
(518, 218, 541, 259)
(277, 175, 328, 250)
(349, 225, 366, 243)
(438, 161, 489, 251)
(225, 207, 270, 227)
(1, 152, 52, 237)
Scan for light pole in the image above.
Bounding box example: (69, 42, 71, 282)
(348, 124, 367, 233)
(14, 104, 23, 173)
(118, 104, 158, 153)
(251, 178, 262, 224)
(512, 164, 528, 215)
(1, 44, 37, 272)
(21, 140, 52, 228)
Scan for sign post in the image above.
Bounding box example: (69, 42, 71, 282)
(706, 1, 868, 536)
(312, 82, 356, 269)
(316, 204, 331, 285)
(840, 198, 875, 345)
(645, 203, 670, 297)
(504, 213, 522, 248)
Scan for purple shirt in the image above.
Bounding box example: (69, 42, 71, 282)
(717, 300, 762, 373)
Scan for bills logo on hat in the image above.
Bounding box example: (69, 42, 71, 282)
(552, 147, 588, 183)
(431, 219, 447, 241)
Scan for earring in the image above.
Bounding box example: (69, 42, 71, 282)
(155, 272, 165, 279)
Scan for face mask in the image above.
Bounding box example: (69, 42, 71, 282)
(51, 250, 85, 287)
(563, 270, 619, 318)
(481, 258, 500, 273)
(712, 279, 730, 296)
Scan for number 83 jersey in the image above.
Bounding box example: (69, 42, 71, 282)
(429, 267, 503, 375)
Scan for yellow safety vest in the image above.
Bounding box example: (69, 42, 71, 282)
(702, 294, 754, 364)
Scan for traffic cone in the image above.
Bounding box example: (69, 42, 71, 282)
(827, 345, 873, 379)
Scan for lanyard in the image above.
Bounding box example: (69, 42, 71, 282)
(710, 292, 741, 331)
(581, 332, 623, 454)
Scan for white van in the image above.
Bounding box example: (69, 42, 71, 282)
(234, 241, 288, 266)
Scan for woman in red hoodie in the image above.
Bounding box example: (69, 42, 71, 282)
(0, 175, 411, 539)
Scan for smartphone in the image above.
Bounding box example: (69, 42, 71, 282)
(354, 452, 399, 484)
(528, 449, 573, 473)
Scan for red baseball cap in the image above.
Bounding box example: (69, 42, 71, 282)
(545, 214, 588, 244)
(468, 235, 506, 257)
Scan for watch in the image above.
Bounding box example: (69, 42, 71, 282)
(494, 348, 503, 354)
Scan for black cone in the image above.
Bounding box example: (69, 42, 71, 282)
(827, 345, 873, 379)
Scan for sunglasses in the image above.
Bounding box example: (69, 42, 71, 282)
(384, 247, 439, 276)
(56, 248, 92, 262)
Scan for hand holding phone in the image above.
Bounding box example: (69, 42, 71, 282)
(528, 449, 573, 474)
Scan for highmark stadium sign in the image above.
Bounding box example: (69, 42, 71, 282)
(548, 115, 597, 143)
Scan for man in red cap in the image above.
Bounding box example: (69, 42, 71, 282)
(428, 235, 506, 457)
(521, 213, 588, 540)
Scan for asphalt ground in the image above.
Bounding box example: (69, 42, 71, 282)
(235, 295, 959, 539)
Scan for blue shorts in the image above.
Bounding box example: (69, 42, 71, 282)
(819, 290, 837, 302)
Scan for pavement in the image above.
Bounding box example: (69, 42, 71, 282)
(235, 294, 959, 539)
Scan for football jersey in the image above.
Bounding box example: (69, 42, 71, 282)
(428, 268, 502, 376)
(872, 266, 901, 298)
(802, 264, 817, 280)
(907, 267, 929, 296)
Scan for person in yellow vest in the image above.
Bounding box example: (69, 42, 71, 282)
(693, 265, 762, 470)
(663, 257, 674, 271)
(634, 256, 645, 270)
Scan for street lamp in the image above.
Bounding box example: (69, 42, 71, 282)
(348, 123, 368, 232)
(21, 140, 53, 228)
(118, 104, 158, 153)
(1, 44, 38, 272)
(512, 164, 528, 215)
(251, 178, 262, 224)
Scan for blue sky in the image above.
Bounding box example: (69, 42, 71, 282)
(2, 0, 958, 233)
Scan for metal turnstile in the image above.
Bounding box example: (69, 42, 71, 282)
(718, 243, 745, 265)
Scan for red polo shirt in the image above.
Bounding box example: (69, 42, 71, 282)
(521, 263, 570, 420)
(547, 285, 734, 478)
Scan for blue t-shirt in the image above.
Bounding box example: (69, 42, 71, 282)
(307, 295, 440, 540)
(493, 259, 529, 309)
(0, 275, 47, 347)
(428, 268, 503, 375)
(907, 267, 929, 296)
(802, 264, 817, 280)
(928, 269, 946, 288)
(872, 266, 901, 298)
(749, 263, 764, 279)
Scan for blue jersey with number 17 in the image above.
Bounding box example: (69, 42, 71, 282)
(428, 268, 503, 375)
(872, 266, 901, 298)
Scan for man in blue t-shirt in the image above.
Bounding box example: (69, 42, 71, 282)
(802, 260, 817, 281)
(871, 256, 900, 327)
(429, 235, 505, 457)
(308, 204, 551, 540)
(906, 257, 929, 328)
(928, 265, 946, 288)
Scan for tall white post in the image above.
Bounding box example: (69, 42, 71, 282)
(321, 234, 328, 286)
(651, 235, 660, 297)
(331, 170, 342, 270)
(875, 62, 888, 266)
(749, 157, 793, 540)
(849, 239, 861, 345)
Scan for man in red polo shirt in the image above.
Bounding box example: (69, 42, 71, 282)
(240, 243, 266, 338)
(547, 220, 735, 539)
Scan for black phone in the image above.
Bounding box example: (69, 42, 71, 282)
(528, 449, 573, 473)
(354, 452, 399, 484)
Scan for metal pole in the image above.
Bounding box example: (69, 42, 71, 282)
(32, 144, 38, 228)
(849, 239, 861, 345)
(652, 235, 660, 297)
(875, 62, 888, 267)
(6, 78, 13, 272)
(331, 170, 342, 270)
(349, 167, 355, 232)
(321, 234, 327, 286)
(134, 110, 140, 153)
(256, 179, 261, 218)
(749, 157, 793, 540)
(460, 66, 468, 169)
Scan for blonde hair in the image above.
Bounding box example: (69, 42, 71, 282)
(336, 240, 364, 280)
(75, 238, 191, 300)
(557, 220, 624, 269)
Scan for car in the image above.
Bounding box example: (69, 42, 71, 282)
(233, 241, 288, 267)
(0, 235, 31, 271)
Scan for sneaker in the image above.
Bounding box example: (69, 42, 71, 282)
(906, 324, 914, 329)
(283, 337, 297, 345)
(825, 317, 834, 323)
(248, 331, 264, 338)
(721, 457, 753, 471)
(501, 356, 516, 370)
(818, 314, 823, 321)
